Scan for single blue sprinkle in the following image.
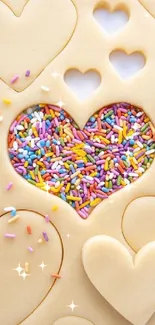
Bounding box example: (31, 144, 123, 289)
(41, 170, 46, 175)
(129, 139, 135, 146)
(90, 117, 95, 122)
(102, 187, 110, 193)
(18, 154, 24, 159)
(114, 158, 118, 163)
(41, 148, 45, 155)
(60, 116, 64, 120)
(71, 177, 77, 184)
(128, 111, 132, 115)
(121, 155, 127, 161)
(11, 209, 16, 217)
(130, 117, 136, 123)
(28, 158, 32, 164)
(60, 193, 66, 201)
(46, 140, 50, 147)
(52, 139, 58, 145)
(59, 169, 66, 174)
(30, 154, 37, 159)
(106, 118, 112, 124)
(70, 165, 75, 173)
(122, 140, 127, 145)
(40, 140, 45, 147)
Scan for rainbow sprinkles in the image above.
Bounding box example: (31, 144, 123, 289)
(8, 103, 155, 218)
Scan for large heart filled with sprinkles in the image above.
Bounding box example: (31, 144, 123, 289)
(8, 103, 155, 218)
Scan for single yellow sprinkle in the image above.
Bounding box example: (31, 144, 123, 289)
(118, 130, 123, 144)
(19, 132, 24, 138)
(123, 125, 127, 139)
(142, 135, 150, 140)
(37, 161, 45, 167)
(2, 98, 12, 105)
(65, 183, 70, 193)
(90, 172, 97, 177)
(25, 262, 29, 274)
(100, 137, 110, 144)
(75, 179, 81, 187)
(50, 109, 55, 118)
(38, 171, 43, 183)
(51, 157, 62, 162)
(45, 153, 54, 157)
(70, 170, 80, 179)
(64, 163, 69, 169)
(104, 159, 109, 171)
(79, 201, 90, 209)
(90, 198, 101, 207)
(29, 171, 35, 180)
(66, 196, 81, 202)
(24, 161, 28, 167)
(127, 130, 134, 137)
(38, 238, 43, 243)
(32, 127, 38, 137)
(52, 205, 58, 211)
(8, 215, 19, 224)
(105, 181, 109, 188)
(64, 128, 74, 139)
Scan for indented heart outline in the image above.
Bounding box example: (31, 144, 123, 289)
(0, 0, 77, 91)
(1, 0, 29, 17)
(82, 235, 155, 325)
(0, 209, 64, 325)
(138, 0, 155, 18)
(8, 102, 155, 219)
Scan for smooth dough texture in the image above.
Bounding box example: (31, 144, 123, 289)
(1, 0, 155, 325)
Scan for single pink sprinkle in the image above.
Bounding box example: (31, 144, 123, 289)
(45, 214, 50, 223)
(5, 233, 16, 238)
(25, 70, 30, 77)
(10, 75, 19, 84)
(28, 246, 33, 252)
(6, 182, 13, 191)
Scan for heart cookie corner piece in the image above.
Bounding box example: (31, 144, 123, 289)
(82, 236, 155, 325)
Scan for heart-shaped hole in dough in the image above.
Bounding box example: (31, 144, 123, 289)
(110, 50, 145, 79)
(8, 103, 155, 219)
(64, 69, 101, 101)
(93, 3, 129, 34)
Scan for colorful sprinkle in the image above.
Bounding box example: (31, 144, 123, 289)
(25, 70, 30, 77)
(11, 75, 19, 84)
(41, 85, 50, 92)
(8, 215, 19, 224)
(51, 273, 61, 279)
(25, 262, 29, 273)
(28, 246, 34, 252)
(2, 98, 12, 105)
(0, 116, 3, 122)
(42, 231, 49, 242)
(5, 233, 16, 238)
(38, 238, 43, 244)
(27, 225, 32, 235)
(8, 103, 155, 218)
(45, 214, 50, 223)
(6, 182, 13, 191)
(4, 206, 15, 212)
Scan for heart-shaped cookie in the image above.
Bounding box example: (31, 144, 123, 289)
(82, 235, 155, 325)
(8, 103, 155, 218)
(0, 209, 63, 325)
(0, 0, 76, 91)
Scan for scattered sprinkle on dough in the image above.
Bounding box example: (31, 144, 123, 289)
(8, 215, 19, 224)
(41, 85, 50, 92)
(11, 75, 19, 84)
(25, 70, 30, 77)
(52, 205, 58, 212)
(25, 262, 29, 273)
(27, 225, 32, 235)
(38, 238, 43, 244)
(42, 232, 49, 242)
(28, 246, 34, 252)
(51, 273, 61, 279)
(0, 116, 3, 122)
(2, 98, 12, 105)
(6, 182, 13, 191)
(5, 233, 16, 238)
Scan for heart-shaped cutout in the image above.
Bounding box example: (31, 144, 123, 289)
(0, 0, 76, 91)
(8, 103, 155, 219)
(2, 0, 28, 16)
(110, 50, 145, 79)
(0, 209, 63, 324)
(64, 69, 101, 101)
(82, 235, 155, 325)
(138, 0, 155, 18)
(93, 6, 129, 34)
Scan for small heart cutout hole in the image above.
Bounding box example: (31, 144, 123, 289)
(110, 50, 145, 79)
(93, 5, 129, 34)
(64, 69, 101, 101)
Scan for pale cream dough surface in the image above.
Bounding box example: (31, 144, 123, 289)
(1, 0, 155, 325)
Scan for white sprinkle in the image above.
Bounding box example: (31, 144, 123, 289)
(16, 125, 24, 131)
(114, 125, 123, 131)
(136, 140, 143, 148)
(111, 135, 115, 144)
(31, 139, 35, 148)
(41, 85, 50, 92)
(146, 149, 155, 155)
(4, 206, 15, 212)
(13, 141, 18, 150)
(129, 173, 139, 177)
(0, 116, 3, 122)
(137, 112, 143, 117)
